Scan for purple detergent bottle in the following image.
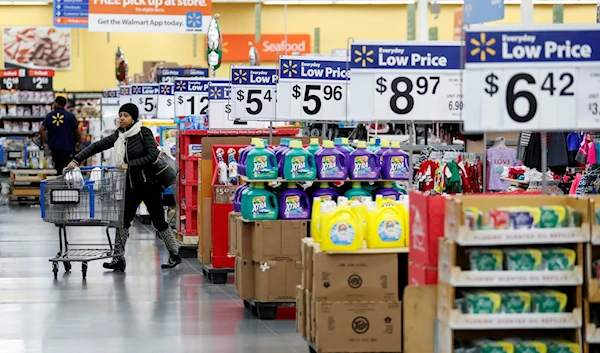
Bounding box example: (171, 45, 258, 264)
(349, 141, 380, 180)
(381, 141, 410, 180)
(279, 183, 311, 220)
(233, 183, 250, 212)
(311, 182, 339, 203)
(278, 139, 296, 177)
(376, 138, 390, 163)
(334, 138, 350, 164)
(274, 138, 291, 167)
(372, 181, 401, 201)
(238, 138, 259, 176)
(315, 140, 348, 180)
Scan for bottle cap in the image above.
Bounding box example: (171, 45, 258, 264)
(391, 141, 400, 148)
(255, 140, 265, 148)
(337, 196, 348, 206)
(342, 138, 350, 145)
(310, 138, 320, 145)
(357, 141, 367, 148)
(281, 138, 290, 146)
(290, 141, 303, 148)
(323, 140, 334, 148)
(369, 138, 375, 144)
(380, 139, 390, 148)
(334, 137, 343, 145)
(251, 138, 259, 145)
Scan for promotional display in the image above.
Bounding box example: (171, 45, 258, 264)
(3, 27, 72, 70)
(131, 83, 159, 117)
(277, 56, 349, 122)
(349, 41, 462, 122)
(230, 66, 277, 121)
(174, 78, 209, 117)
(157, 68, 209, 84)
(464, 24, 600, 132)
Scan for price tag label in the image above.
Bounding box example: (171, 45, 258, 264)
(349, 41, 462, 122)
(157, 68, 209, 83)
(157, 83, 174, 119)
(21, 70, 54, 91)
(131, 84, 159, 117)
(101, 89, 120, 105)
(277, 56, 349, 122)
(464, 25, 600, 131)
(120, 86, 132, 105)
(209, 82, 250, 129)
(231, 66, 278, 121)
(174, 79, 210, 117)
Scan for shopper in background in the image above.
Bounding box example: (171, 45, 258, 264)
(65, 103, 181, 271)
(40, 96, 82, 173)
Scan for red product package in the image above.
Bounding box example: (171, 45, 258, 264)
(488, 208, 509, 229)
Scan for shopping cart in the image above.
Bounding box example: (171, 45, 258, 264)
(41, 166, 126, 279)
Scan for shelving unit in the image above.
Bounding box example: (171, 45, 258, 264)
(438, 195, 589, 353)
(585, 196, 600, 353)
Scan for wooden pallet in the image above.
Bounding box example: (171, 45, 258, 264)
(10, 168, 56, 182)
(243, 299, 295, 320)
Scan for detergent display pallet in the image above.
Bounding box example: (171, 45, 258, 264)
(201, 263, 233, 284)
(243, 299, 295, 320)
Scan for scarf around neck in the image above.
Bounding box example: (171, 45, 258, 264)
(112, 121, 142, 166)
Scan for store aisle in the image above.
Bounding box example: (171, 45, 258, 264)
(0, 207, 305, 353)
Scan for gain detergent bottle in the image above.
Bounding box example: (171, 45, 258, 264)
(241, 183, 278, 220)
(245, 140, 278, 180)
(283, 141, 317, 181)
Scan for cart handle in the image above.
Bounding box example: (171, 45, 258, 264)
(62, 166, 116, 173)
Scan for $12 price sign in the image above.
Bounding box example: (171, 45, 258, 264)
(349, 41, 462, 122)
(464, 25, 600, 131)
(131, 84, 159, 117)
(277, 56, 349, 122)
(173, 78, 210, 117)
(230, 66, 278, 121)
(157, 83, 174, 119)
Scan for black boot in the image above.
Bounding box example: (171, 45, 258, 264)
(161, 253, 181, 268)
(103, 257, 126, 272)
(104, 228, 128, 272)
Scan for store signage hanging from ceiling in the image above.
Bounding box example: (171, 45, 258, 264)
(54, 0, 89, 28)
(230, 66, 278, 122)
(88, 0, 212, 33)
(221, 34, 311, 62)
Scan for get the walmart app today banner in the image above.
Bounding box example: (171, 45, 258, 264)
(88, 0, 211, 33)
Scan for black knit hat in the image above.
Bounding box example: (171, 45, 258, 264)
(119, 103, 139, 121)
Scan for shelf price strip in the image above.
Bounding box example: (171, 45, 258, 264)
(464, 24, 600, 131)
(157, 83, 174, 119)
(101, 89, 120, 106)
(277, 56, 349, 122)
(349, 41, 462, 122)
(174, 78, 210, 117)
(131, 84, 159, 116)
(230, 66, 278, 122)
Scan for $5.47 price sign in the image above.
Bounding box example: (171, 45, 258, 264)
(131, 84, 159, 117)
(464, 25, 600, 131)
(277, 56, 349, 122)
(173, 78, 210, 117)
(230, 66, 278, 121)
(349, 41, 462, 122)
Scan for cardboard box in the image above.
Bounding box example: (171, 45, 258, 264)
(409, 261, 438, 286)
(315, 301, 402, 353)
(254, 260, 302, 302)
(199, 197, 212, 264)
(235, 257, 254, 300)
(296, 285, 306, 337)
(301, 238, 314, 291)
(312, 247, 401, 302)
(305, 289, 313, 343)
(403, 286, 437, 353)
(228, 212, 240, 255)
(213, 185, 237, 204)
(409, 191, 446, 267)
(236, 217, 253, 260)
(251, 220, 307, 262)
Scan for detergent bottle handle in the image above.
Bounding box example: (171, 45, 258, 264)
(269, 153, 277, 170)
(308, 154, 316, 168)
(369, 154, 380, 169)
(339, 152, 347, 170)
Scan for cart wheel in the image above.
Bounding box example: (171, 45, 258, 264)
(63, 262, 71, 272)
(52, 262, 58, 279)
(82, 262, 88, 279)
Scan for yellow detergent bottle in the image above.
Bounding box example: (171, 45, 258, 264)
(396, 200, 410, 246)
(349, 199, 367, 242)
(311, 197, 325, 242)
(375, 194, 396, 208)
(320, 197, 363, 251)
(366, 200, 408, 248)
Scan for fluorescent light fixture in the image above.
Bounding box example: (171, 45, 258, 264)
(263, 0, 334, 4)
(0, 0, 50, 4)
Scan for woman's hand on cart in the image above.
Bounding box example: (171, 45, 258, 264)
(66, 161, 78, 171)
(120, 164, 128, 170)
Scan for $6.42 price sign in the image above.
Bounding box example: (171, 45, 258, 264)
(464, 25, 600, 131)
(230, 67, 278, 121)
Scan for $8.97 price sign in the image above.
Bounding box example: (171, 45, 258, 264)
(174, 79, 210, 117)
(464, 26, 600, 131)
(277, 57, 349, 122)
(349, 41, 462, 122)
(231, 67, 278, 121)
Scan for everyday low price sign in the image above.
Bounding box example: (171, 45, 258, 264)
(230, 66, 277, 121)
(463, 24, 600, 131)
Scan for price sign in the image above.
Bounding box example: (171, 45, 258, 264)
(277, 56, 349, 122)
(209, 82, 249, 129)
(464, 25, 600, 131)
(131, 84, 159, 116)
(174, 79, 210, 117)
(157, 83, 174, 119)
(349, 41, 462, 122)
(231, 66, 278, 121)
(119, 86, 132, 105)
(157, 68, 209, 83)
(101, 89, 120, 105)
(21, 70, 54, 90)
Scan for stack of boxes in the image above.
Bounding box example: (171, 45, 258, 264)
(408, 191, 446, 285)
(298, 238, 406, 353)
(229, 213, 307, 303)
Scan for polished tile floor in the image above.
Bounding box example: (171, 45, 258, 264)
(0, 206, 306, 353)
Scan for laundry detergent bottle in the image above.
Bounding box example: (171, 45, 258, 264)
(275, 138, 292, 166)
(334, 138, 351, 164)
(315, 140, 348, 180)
(284, 141, 317, 181)
(279, 184, 311, 220)
(365, 200, 408, 248)
(376, 138, 390, 163)
(233, 183, 250, 212)
(373, 181, 401, 202)
(349, 141, 380, 180)
(369, 138, 381, 153)
(342, 138, 354, 152)
(312, 182, 340, 203)
(311, 197, 327, 243)
(381, 141, 410, 180)
(241, 183, 279, 220)
(344, 181, 372, 202)
(306, 138, 322, 156)
(245, 140, 278, 180)
(238, 138, 259, 176)
(320, 197, 363, 252)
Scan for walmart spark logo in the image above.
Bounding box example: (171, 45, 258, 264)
(175, 80, 187, 92)
(186, 12, 203, 28)
(120, 87, 128, 95)
(132, 86, 141, 94)
(160, 84, 172, 95)
(282, 60, 298, 78)
(52, 113, 64, 126)
(353, 45, 374, 67)
(470, 33, 496, 61)
(209, 87, 222, 99)
(233, 69, 248, 84)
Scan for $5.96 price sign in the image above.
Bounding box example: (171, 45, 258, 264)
(131, 84, 159, 116)
(230, 66, 278, 121)
(173, 78, 210, 117)
(277, 56, 349, 122)
(349, 41, 463, 122)
(464, 25, 600, 131)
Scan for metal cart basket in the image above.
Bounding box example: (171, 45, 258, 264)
(41, 166, 126, 279)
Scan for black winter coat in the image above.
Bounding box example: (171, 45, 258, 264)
(73, 126, 159, 186)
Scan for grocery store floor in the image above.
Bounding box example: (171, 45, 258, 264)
(0, 206, 306, 353)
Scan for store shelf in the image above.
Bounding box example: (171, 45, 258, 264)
(1, 116, 45, 120)
(448, 226, 590, 246)
(447, 309, 582, 330)
(447, 267, 583, 287)
(0, 102, 52, 105)
(181, 155, 201, 161)
(0, 131, 36, 137)
(180, 202, 197, 211)
(240, 176, 407, 183)
(180, 128, 298, 136)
